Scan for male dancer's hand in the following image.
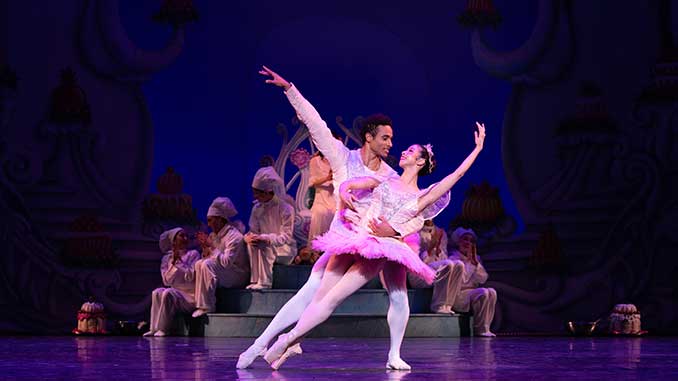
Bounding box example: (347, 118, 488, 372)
(259, 66, 292, 91)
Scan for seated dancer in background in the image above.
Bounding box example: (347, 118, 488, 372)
(245, 166, 297, 289)
(192, 197, 250, 318)
(237, 66, 423, 370)
(263, 124, 486, 370)
(306, 131, 343, 253)
(144, 227, 201, 337)
(448, 227, 497, 337)
(407, 219, 465, 314)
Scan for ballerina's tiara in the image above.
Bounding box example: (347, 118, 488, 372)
(423, 144, 435, 172)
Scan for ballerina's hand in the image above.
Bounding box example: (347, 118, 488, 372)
(258, 65, 291, 90)
(475, 121, 486, 149)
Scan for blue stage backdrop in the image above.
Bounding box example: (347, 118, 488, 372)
(119, 0, 537, 229)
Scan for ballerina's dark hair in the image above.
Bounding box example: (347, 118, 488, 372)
(417, 144, 436, 176)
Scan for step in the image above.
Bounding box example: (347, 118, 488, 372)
(198, 313, 472, 338)
(215, 288, 433, 315)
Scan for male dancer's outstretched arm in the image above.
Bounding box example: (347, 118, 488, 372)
(259, 66, 348, 176)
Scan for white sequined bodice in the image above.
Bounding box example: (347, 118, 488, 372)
(372, 180, 419, 221)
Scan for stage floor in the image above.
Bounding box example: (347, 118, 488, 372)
(1, 336, 676, 380)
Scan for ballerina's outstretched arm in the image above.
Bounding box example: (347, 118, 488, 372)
(417, 122, 486, 214)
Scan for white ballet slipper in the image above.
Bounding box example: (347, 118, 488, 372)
(236, 344, 267, 369)
(386, 356, 411, 371)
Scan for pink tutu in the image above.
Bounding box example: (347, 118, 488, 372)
(312, 228, 436, 285)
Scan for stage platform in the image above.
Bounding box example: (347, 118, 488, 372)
(0, 336, 674, 380)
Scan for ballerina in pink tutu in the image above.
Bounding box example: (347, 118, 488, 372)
(263, 124, 486, 370)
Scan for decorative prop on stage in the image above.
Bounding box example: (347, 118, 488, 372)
(609, 304, 645, 335)
(73, 299, 107, 335)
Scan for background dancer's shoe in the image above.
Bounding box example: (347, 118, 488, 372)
(191, 308, 211, 318)
(477, 331, 496, 337)
(433, 305, 455, 315)
(247, 283, 270, 290)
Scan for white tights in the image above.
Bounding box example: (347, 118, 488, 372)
(245, 256, 411, 368)
(252, 268, 323, 349)
(282, 255, 411, 368)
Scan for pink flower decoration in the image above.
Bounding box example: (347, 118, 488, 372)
(290, 148, 311, 169)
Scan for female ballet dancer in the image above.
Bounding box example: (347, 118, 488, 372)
(263, 124, 486, 370)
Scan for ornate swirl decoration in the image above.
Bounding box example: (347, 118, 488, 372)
(79, 0, 186, 80)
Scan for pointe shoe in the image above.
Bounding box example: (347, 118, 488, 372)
(245, 284, 258, 290)
(386, 356, 412, 371)
(154, 330, 166, 337)
(191, 308, 211, 318)
(236, 345, 267, 369)
(142, 330, 155, 337)
(270, 343, 302, 370)
(263, 331, 296, 365)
